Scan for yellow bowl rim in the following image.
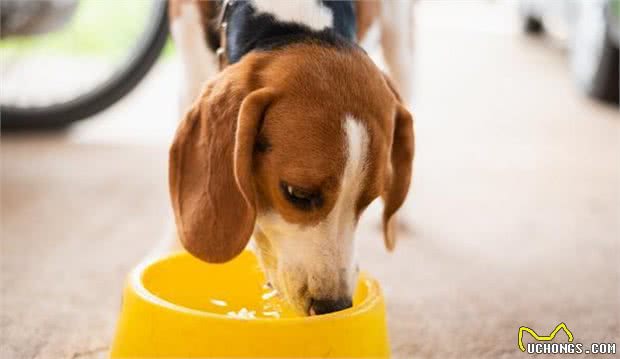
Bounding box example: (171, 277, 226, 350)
(129, 251, 383, 323)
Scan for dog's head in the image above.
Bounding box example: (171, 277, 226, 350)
(169, 43, 414, 315)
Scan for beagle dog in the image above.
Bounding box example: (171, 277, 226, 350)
(168, 0, 414, 316)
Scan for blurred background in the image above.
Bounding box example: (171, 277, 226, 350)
(1, 0, 618, 358)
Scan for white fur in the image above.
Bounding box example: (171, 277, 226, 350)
(254, 116, 368, 312)
(171, 2, 219, 116)
(251, 0, 334, 31)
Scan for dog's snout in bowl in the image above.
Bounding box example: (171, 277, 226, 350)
(309, 297, 353, 315)
(110, 250, 390, 358)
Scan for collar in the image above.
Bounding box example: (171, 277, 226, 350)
(215, 0, 356, 69)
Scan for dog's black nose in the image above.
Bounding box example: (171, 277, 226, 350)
(309, 297, 353, 315)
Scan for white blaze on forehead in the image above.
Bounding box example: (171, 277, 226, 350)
(342, 116, 369, 193)
(309, 115, 369, 293)
(251, 0, 334, 31)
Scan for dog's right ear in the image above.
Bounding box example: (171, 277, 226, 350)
(169, 75, 276, 263)
(380, 73, 415, 251)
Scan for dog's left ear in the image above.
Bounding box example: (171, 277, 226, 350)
(381, 74, 415, 251)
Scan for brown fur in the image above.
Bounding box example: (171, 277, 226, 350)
(168, 68, 266, 263)
(169, 43, 414, 262)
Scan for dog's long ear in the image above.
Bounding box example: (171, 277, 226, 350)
(381, 74, 415, 251)
(169, 78, 275, 263)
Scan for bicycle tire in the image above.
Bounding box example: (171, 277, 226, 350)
(1, 0, 169, 130)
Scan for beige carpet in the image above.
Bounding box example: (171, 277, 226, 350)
(2, 1, 619, 358)
(1, 136, 170, 359)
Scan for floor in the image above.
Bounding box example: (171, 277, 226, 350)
(2, 1, 619, 358)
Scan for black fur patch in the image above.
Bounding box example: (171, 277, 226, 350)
(321, 0, 356, 41)
(225, 0, 356, 64)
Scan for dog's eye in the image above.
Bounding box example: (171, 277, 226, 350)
(280, 182, 322, 210)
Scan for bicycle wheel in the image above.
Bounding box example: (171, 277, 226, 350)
(1, 0, 169, 130)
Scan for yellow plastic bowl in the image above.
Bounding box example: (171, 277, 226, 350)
(110, 251, 390, 358)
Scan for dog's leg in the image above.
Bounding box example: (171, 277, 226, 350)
(379, 0, 414, 103)
(170, 0, 219, 116)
